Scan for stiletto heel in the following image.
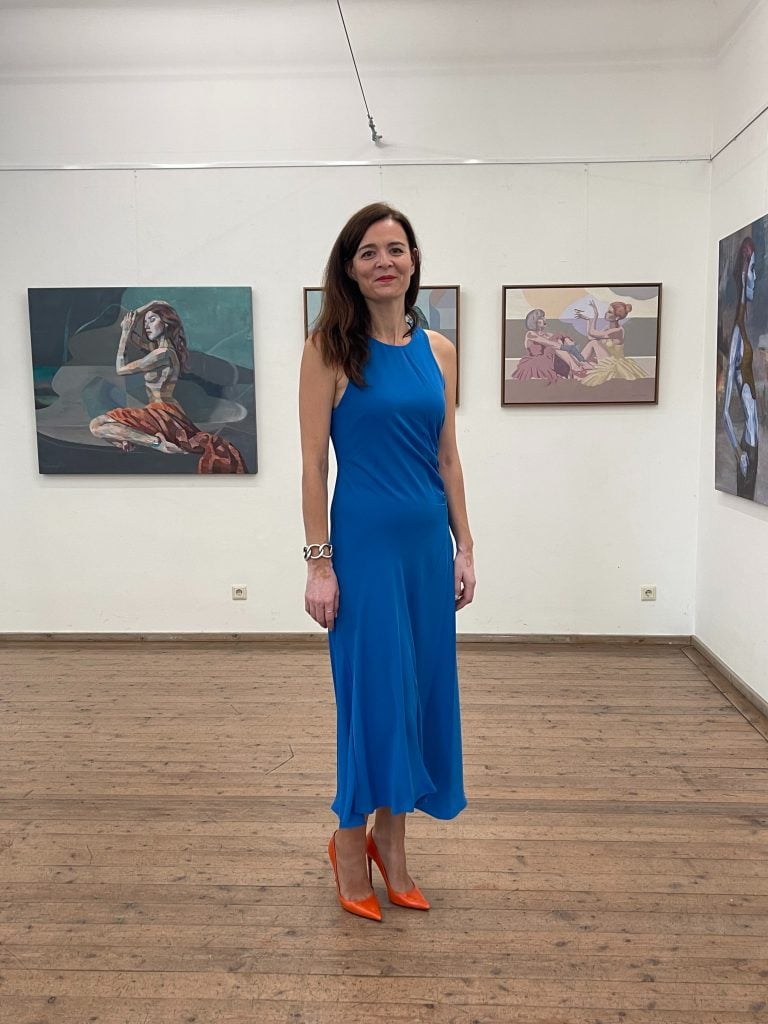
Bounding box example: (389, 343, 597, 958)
(328, 832, 382, 922)
(366, 830, 430, 910)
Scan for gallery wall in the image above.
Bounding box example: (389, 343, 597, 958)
(1, 159, 708, 637)
(0, 0, 754, 649)
(695, 0, 768, 704)
(0, 2, 713, 167)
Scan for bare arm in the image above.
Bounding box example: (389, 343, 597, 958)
(427, 331, 476, 611)
(114, 311, 171, 376)
(299, 336, 340, 630)
(723, 326, 742, 455)
(116, 347, 172, 376)
(534, 331, 563, 349)
(574, 299, 605, 339)
(586, 325, 622, 342)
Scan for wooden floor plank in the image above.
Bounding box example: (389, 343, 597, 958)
(0, 640, 766, 1021)
(0, 997, 762, 1024)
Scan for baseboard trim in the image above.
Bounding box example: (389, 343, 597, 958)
(456, 633, 691, 645)
(0, 631, 693, 645)
(2, 630, 763, 732)
(688, 636, 768, 733)
(0, 632, 327, 645)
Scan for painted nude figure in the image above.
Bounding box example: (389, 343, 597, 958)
(89, 300, 246, 473)
(723, 238, 759, 498)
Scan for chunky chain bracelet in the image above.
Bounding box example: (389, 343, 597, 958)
(303, 542, 333, 561)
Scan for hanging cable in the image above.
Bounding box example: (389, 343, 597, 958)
(336, 0, 382, 143)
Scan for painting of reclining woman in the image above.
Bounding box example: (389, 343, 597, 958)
(29, 287, 257, 474)
(502, 284, 661, 406)
(716, 216, 768, 505)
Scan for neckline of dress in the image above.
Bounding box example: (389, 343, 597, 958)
(369, 327, 419, 349)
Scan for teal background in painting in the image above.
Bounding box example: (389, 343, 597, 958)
(123, 287, 254, 369)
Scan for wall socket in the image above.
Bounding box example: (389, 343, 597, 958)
(640, 585, 657, 602)
(231, 585, 248, 601)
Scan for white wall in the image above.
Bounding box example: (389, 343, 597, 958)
(713, 0, 768, 155)
(0, 156, 709, 635)
(0, 2, 714, 166)
(695, 1, 768, 703)
(0, 2, 718, 637)
(0, 65, 712, 168)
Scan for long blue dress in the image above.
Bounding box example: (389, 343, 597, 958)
(328, 326, 467, 828)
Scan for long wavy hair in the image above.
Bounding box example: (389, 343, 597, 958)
(139, 301, 190, 372)
(733, 236, 756, 393)
(312, 203, 422, 386)
(734, 236, 756, 299)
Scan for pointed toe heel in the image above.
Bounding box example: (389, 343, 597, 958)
(328, 833, 382, 921)
(366, 830, 430, 911)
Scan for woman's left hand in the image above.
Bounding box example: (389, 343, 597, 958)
(454, 550, 476, 611)
(120, 310, 137, 337)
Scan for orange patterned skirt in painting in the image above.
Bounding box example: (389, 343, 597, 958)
(106, 401, 247, 473)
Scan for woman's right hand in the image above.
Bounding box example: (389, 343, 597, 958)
(305, 563, 340, 631)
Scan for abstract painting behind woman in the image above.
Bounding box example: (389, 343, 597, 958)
(717, 217, 768, 505)
(29, 286, 257, 474)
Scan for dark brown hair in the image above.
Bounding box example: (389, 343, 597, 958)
(140, 302, 190, 372)
(735, 236, 756, 295)
(312, 203, 421, 386)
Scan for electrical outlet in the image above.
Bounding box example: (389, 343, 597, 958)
(231, 585, 248, 601)
(640, 585, 657, 602)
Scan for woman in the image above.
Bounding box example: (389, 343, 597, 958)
(574, 298, 646, 386)
(723, 237, 759, 498)
(299, 203, 475, 921)
(89, 300, 246, 473)
(512, 308, 587, 382)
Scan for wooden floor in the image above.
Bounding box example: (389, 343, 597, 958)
(0, 640, 767, 1024)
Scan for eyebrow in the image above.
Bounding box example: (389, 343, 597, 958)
(356, 240, 407, 254)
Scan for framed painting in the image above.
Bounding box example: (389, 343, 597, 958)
(501, 284, 662, 406)
(303, 285, 461, 403)
(717, 216, 768, 505)
(29, 286, 257, 474)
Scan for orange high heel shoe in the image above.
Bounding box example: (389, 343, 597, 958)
(328, 832, 382, 922)
(366, 830, 430, 910)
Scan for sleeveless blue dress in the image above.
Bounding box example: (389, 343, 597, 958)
(328, 327, 467, 828)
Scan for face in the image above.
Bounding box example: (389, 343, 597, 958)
(144, 310, 166, 342)
(605, 306, 617, 322)
(745, 253, 756, 301)
(347, 218, 415, 302)
(536, 316, 546, 329)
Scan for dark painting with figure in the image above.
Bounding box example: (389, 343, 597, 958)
(717, 216, 768, 505)
(29, 287, 257, 474)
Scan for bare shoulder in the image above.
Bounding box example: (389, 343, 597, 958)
(302, 333, 334, 372)
(425, 329, 456, 363)
(300, 332, 340, 412)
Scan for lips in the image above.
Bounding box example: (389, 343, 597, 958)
(376, 276, 396, 282)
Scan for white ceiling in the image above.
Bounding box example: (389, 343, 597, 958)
(0, 0, 761, 77)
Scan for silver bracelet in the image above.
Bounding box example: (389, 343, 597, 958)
(303, 542, 333, 561)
